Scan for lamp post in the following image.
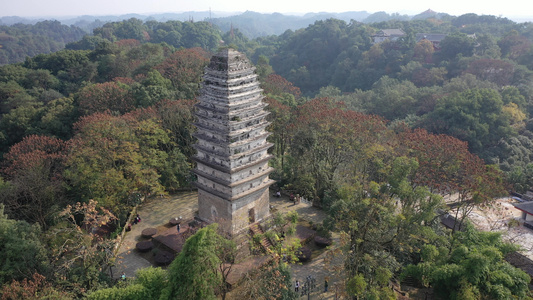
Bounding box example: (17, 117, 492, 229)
(300, 275, 317, 300)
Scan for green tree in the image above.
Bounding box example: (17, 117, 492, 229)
(255, 55, 274, 80)
(325, 157, 443, 295)
(288, 98, 388, 204)
(86, 267, 167, 300)
(0, 21, 85, 65)
(271, 19, 359, 95)
(64, 113, 165, 214)
(0, 80, 36, 115)
(473, 33, 501, 58)
(315, 85, 342, 98)
(437, 32, 476, 61)
(86, 284, 148, 300)
(39, 96, 77, 140)
(25, 49, 95, 91)
(413, 39, 434, 63)
(363, 76, 419, 120)
(66, 35, 107, 50)
(0, 64, 29, 83)
(346, 274, 367, 298)
(236, 261, 298, 300)
(423, 88, 514, 155)
(21, 69, 60, 90)
(403, 224, 530, 299)
(161, 224, 232, 300)
(0, 204, 48, 285)
(132, 70, 175, 108)
(0, 103, 44, 155)
(46, 200, 116, 296)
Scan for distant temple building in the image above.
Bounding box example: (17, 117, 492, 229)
(372, 29, 406, 44)
(415, 33, 448, 49)
(193, 48, 274, 236)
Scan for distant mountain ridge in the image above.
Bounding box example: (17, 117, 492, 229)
(211, 10, 372, 38)
(0, 11, 372, 37)
(0, 10, 453, 38)
(0, 11, 236, 33)
(1, 8, 521, 66)
(3, 9, 528, 39)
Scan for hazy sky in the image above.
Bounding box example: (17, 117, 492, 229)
(2, 0, 531, 19)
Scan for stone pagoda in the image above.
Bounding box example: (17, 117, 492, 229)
(193, 48, 274, 236)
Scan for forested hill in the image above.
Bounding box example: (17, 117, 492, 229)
(260, 15, 533, 192)
(0, 10, 524, 65)
(0, 10, 372, 64)
(2, 12, 533, 188)
(0, 20, 85, 65)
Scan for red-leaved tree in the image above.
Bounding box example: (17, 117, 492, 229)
(155, 47, 209, 99)
(76, 81, 135, 116)
(401, 128, 505, 232)
(1, 135, 68, 227)
(288, 98, 389, 204)
(262, 74, 302, 99)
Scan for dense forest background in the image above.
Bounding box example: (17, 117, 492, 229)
(2, 9, 533, 299)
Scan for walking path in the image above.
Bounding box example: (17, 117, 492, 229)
(112, 190, 344, 299)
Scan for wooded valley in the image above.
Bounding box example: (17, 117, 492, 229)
(1, 11, 533, 299)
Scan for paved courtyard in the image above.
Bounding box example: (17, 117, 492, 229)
(112, 190, 344, 299)
(112, 191, 197, 278)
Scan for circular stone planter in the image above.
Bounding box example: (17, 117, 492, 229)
(136, 240, 153, 252)
(314, 236, 332, 247)
(297, 247, 312, 262)
(141, 227, 157, 238)
(154, 250, 175, 266)
(169, 218, 180, 226)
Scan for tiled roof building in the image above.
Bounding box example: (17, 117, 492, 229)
(372, 29, 406, 43)
(416, 33, 447, 49)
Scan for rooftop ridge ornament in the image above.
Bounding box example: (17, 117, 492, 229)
(193, 48, 274, 235)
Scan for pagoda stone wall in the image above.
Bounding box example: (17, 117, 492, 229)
(193, 48, 274, 235)
(197, 188, 270, 234)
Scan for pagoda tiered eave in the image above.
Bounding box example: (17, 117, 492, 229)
(192, 153, 274, 174)
(193, 166, 274, 188)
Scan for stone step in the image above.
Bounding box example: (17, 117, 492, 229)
(260, 239, 271, 246)
(249, 223, 273, 252)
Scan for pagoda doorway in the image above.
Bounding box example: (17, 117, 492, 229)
(248, 207, 255, 223)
